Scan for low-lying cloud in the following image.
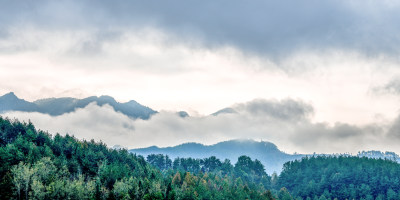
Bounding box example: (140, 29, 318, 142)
(233, 99, 314, 122)
(3, 98, 399, 154)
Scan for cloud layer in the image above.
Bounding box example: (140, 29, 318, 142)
(2, 0, 400, 59)
(3, 98, 399, 154)
(2, 0, 400, 123)
(2, 1, 400, 155)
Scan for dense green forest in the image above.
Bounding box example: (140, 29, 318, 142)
(278, 156, 400, 200)
(2, 116, 400, 199)
(0, 117, 274, 199)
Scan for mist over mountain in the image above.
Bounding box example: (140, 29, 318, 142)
(357, 150, 400, 162)
(130, 139, 305, 174)
(130, 139, 400, 175)
(211, 107, 237, 116)
(0, 92, 156, 120)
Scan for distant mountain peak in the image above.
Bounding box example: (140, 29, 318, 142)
(126, 100, 139, 104)
(130, 139, 304, 174)
(177, 111, 189, 118)
(2, 92, 18, 99)
(0, 92, 38, 113)
(218, 138, 274, 145)
(212, 107, 237, 116)
(0, 92, 157, 119)
(98, 95, 116, 101)
(177, 142, 204, 147)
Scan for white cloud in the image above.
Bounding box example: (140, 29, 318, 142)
(2, 0, 400, 154)
(3, 99, 399, 155)
(1, 29, 400, 125)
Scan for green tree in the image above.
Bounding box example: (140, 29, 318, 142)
(11, 162, 35, 200)
(278, 187, 293, 200)
(113, 177, 133, 200)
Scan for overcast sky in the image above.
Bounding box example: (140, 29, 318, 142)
(2, 0, 400, 154)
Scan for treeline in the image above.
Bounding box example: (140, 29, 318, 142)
(147, 154, 265, 178)
(0, 117, 156, 199)
(146, 154, 271, 197)
(278, 156, 400, 200)
(0, 117, 275, 199)
(3, 116, 400, 200)
(357, 150, 400, 162)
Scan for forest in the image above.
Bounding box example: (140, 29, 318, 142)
(1, 116, 400, 200)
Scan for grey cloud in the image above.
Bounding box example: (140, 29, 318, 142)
(1, 0, 400, 61)
(66, 31, 124, 57)
(2, 103, 138, 145)
(292, 122, 386, 153)
(234, 99, 314, 122)
(374, 78, 400, 95)
(2, 98, 396, 154)
(388, 116, 400, 141)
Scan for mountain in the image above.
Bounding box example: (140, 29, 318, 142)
(0, 92, 38, 112)
(130, 139, 305, 174)
(211, 107, 237, 116)
(0, 92, 157, 120)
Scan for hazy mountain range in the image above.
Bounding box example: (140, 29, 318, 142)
(130, 139, 400, 174)
(2, 92, 399, 174)
(0, 92, 156, 119)
(130, 139, 305, 174)
(0, 92, 231, 120)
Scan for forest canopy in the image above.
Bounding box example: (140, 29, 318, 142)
(1, 116, 400, 200)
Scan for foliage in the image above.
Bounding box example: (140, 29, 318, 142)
(278, 156, 400, 200)
(0, 116, 274, 199)
(3, 116, 400, 199)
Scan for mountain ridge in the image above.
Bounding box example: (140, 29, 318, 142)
(0, 92, 157, 120)
(130, 139, 305, 174)
(131, 139, 400, 175)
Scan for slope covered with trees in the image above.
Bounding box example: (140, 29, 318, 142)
(278, 156, 400, 200)
(0, 116, 275, 199)
(3, 116, 400, 199)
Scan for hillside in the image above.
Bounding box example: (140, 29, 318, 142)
(0, 116, 277, 199)
(130, 139, 305, 174)
(3, 116, 400, 199)
(0, 92, 156, 120)
(0, 116, 154, 199)
(278, 156, 400, 199)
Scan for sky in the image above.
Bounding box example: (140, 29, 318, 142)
(2, 0, 400, 154)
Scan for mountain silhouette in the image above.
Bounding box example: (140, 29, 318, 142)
(0, 92, 157, 120)
(130, 139, 305, 174)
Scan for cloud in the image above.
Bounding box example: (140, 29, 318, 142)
(2, 0, 400, 60)
(3, 98, 399, 154)
(388, 116, 400, 141)
(3, 103, 137, 146)
(292, 122, 388, 153)
(2, 37, 399, 126)
(2, 0, 400, 157)
(373, 77, 400, 95)
(234, 99, 314, 122)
